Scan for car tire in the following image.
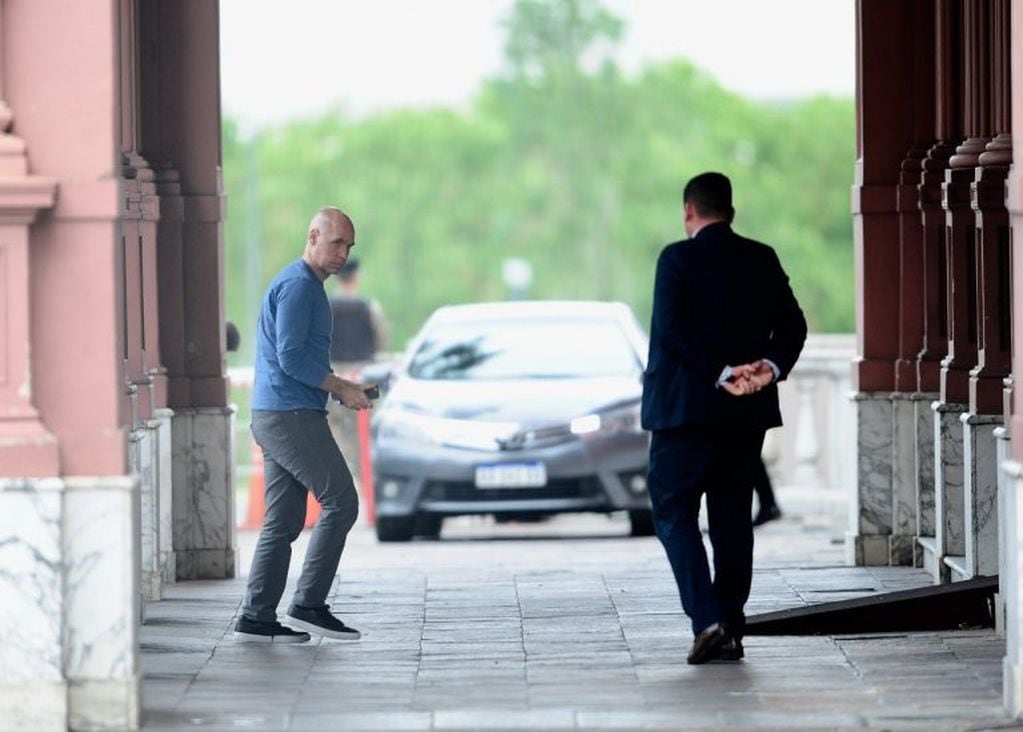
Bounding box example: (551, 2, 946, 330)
(376, 516, 415, 542)
(628, 509, 655, 537)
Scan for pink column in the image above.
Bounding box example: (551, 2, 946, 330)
(895, 0, 936, 393)
(0, 2, 141, 728)
(917, 0, 962, 392)
(971, 0, 1012, 415)
(853, 0, 914, 394)
(0, 104, 57, 476)
(1004, 2, 1023, 715)
(140, 0, 234, 580)
(1011, 0, 1023, 452)
(850, 0, 920, 566)
(941, 0, 987, 406)
(144, 0, 228, 410)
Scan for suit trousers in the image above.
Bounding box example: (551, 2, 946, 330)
(647, 424, 765, 636)
(242, 409, 360, 622)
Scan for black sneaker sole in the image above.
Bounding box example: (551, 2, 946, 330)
(717, 646, 744, 661)
(284, 615, 361, 640)
(233, 630, 310, 644)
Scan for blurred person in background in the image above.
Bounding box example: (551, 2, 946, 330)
(752, 456, 782, 527)
(328, 257, 389, 488)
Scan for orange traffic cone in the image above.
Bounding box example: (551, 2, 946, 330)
(243, 441, 321, 529)
(244, 440, 266, 529)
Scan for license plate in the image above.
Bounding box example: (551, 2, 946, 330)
(474, 462, 547, 488)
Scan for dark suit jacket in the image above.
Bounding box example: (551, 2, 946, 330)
(641, 222, 807, 432)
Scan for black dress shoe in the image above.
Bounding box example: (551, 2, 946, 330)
(718, 637, 744, 661)
(753, 504, 782, 527)
(687, 623, 728, 665)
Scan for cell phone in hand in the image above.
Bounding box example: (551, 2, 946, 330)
(364, 385, 380, 400)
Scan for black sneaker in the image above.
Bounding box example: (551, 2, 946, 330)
(233, 616, 310, 644)
(285, 605, 361, 640)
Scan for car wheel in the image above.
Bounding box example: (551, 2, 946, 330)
(628, 509, 655, 537)
(414, 515, 443, 539)
(376, 516, 415, 542)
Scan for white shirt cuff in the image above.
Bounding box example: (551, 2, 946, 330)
(716, 360, 780, 389)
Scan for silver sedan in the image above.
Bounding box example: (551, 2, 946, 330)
(369, 301, 653, 542)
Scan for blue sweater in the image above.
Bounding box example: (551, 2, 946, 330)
(252, 259, 332, 412)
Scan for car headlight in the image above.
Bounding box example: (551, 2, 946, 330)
(570, 402, 642, 436)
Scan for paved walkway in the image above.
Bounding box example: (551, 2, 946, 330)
(142, 514, 1016, 731)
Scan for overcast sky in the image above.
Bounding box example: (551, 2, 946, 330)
(220, 0, 855, 133)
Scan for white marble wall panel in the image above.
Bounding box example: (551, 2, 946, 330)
(913, 394, 938, 538)
(132, 425, 162, 600)
(0, 479, 64, 693)
(890, 394, 917, 565)
(172, 407, 236, 579)
(934, 403, 967, 571)
(63, 477, 139, 679)
(996, 428, 1012, 636)
(0, 681, 67, 731)
(1002, 461, 1023, 718)
(849, 393, 893, 566)
(0, 476, 141, 730)
(155, 408, 176, 585)
(962, 414, 1000, 578)
(63, 476, 140, 730)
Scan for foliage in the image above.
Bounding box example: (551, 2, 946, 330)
(222, 0, 854, 364)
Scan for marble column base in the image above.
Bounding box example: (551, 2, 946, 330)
(995, 428, 1012, 637)
(132, 423, 163, 602)
(890, 394, 918, 566)
(172, 407, 236, 580)
(962, 413, 1001, 578)
(930, 401, 967, 583)
(912, 393, 939, 567)
(1001, 460, 1023, 718)
(0, 681, 67, 732)
(0, 475, 141, 730)
(155, 408, 176, 587)
(70, 677, 140, 731)
(848, 393, 894, 566)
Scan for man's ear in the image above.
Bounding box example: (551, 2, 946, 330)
(308, 228, 320, 246)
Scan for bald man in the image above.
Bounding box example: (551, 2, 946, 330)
(237, 207, 372, 644)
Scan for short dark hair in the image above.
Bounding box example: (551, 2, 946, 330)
(340, 257, 360, 282)
(225, 321, 240, 352)
(683, 172, 734, 222)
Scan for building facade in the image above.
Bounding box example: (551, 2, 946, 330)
(0, 1, 233, 728)
(849, 0, 1023, 715)
(0, 0, 1022, 728)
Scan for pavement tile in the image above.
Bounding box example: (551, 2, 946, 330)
(140, 516, 1012, 730)
(143, 709, 291, 731)
(576, 710, 723, 729)
(433, 708, 576, 729)
(289, 711, 432, 730)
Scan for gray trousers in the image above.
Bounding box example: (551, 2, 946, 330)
(242, 409, 359, 622)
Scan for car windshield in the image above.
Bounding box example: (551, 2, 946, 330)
(407, 317, 639, 380)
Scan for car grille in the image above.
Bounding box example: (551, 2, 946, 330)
(421, 477, 603, 502)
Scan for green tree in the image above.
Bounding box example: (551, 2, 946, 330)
(221, 0, 855, 359)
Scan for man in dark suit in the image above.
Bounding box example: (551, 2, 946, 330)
(641, 172, 806, 664)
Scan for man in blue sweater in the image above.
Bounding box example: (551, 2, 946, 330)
(235, 206, 372, 643)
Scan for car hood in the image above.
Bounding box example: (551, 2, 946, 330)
(383, 375, 642, 426)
